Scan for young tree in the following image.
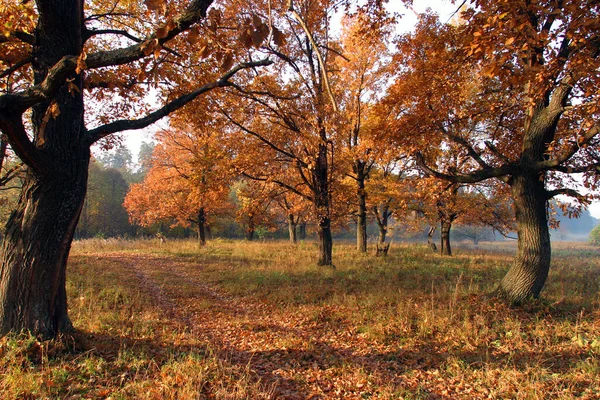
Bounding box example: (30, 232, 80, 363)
(0, 0, 270, 337)
(395, 5, 599, 302)
(335, 14, 392, 253)
(125, 121, 234, 246)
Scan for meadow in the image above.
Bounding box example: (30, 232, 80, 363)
(1, 239, 599, 399)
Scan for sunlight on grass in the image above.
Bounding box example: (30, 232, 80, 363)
(1, 239, 599, 398)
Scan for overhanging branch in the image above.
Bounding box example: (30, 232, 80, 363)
(415, 152, 514, 184)
(86, 59, 272, 144)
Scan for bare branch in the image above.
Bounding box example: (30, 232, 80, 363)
(536, 123, 600, 171)
(415, 152, 514, 184)
(287, 0, 338, 112)
(0, 56, 33, 79)
(86, 59, 272, 144)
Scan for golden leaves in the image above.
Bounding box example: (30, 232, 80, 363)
(237, 13, 272, 50)
(144, 0, 166, 14)
(75, 51, 87, 74)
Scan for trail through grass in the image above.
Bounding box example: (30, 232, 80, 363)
(1, 239, 599, 398)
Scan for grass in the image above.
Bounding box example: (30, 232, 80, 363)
(1, 238, 599, 398)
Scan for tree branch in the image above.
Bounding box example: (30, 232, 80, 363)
(0, 56, 33, 79)
(546, 188, 588, 201)
(0, 114, 51, 173)
(415, 152, 515, 184)
(86, 59, 272, 144)
(536, 123, 600, 171)
(287, 0, 338, 112)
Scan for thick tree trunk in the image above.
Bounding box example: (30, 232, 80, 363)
(356, 162, 367, 253)
(197, 207, 206, 246)
(288, 214, 297, 244)
(0, 0, 87, 337)
(0, 157, 89, 337)
(499, 173, 551, 303)
(440, 219, 452, 256)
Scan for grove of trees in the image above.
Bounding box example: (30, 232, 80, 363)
(0, 0, 598, 337)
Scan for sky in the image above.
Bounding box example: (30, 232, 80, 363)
(103, 0, 600, 219)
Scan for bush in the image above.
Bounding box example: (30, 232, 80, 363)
(590, 224, 600, 245)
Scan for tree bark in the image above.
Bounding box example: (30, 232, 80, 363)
(356, 161, 367, 253)
(298, 221, 307, 240)
(499, 173, 551, 303)
(0, 0, 87, 338)
(0, 156, 89, 337)
(314, 142, 333, 266)
(427, 226, 437, 252)
(197, 207, 206, 246)
(374, 203, 390, 244)
(288, 213, 297, 244)
(246, 216, 255, 241)
(440, 219, 452, 256)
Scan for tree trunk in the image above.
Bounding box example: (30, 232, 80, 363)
(298, 221, 306, 240)
(246, 217, 255, 241)
(197, 207, 206, 246)
(374, 204, 390, 245)
(427, 226, 437, 252)
(0, 157, 89, 337)
(288, 214, 297, 244)
(317, 217, 333, 266)
(313, 142, 333, 266)
(440, 219, 452, 256)
(0, 0, 86, 338)
(356, 162, 367, 253)
(499, 173, 551, 303)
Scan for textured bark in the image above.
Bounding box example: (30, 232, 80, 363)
(427, 226, 437, 252)
(314, 142, 333, 266)
(355, 161, 367, 253)
(440, 219, 452, 256)
(0, 161, 88, 337)
(0, 0, 87, 338)
(288, 214, 297, 244)
(499, 173, 551, 303)
(246, 217, 255, 241)
(374, 204, 391, 245)
(298, 221, 307, 240)
(197, 207, 206, 246)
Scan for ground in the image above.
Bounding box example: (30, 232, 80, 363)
(1, 239, 599, 399)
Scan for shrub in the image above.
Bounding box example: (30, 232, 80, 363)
(590, 224, 600, 245)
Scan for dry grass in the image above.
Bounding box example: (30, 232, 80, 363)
(1, 239, 599, 399)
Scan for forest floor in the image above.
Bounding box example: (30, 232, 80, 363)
(1, 239, 600, 399)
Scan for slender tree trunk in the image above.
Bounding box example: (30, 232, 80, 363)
(246, 217, 255, 241)
(374, 204, 390, 244)
(298, 221, 307, 240)
(197, 207, 206, 246)
(206, 224, 212, 240)
(356, 162, 367, 253)
(288, 214, 297, 244)
(440, 219, 452, 256)
(427, 226, 437, 252)
(314, 142, 333, 266)
(499, 173, 551, 303)
(0, 0, 86, 337)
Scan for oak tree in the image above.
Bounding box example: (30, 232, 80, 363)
(395, 4, 599, 302)
(0, 0, 270, 337)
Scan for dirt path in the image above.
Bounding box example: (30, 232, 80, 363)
(91, 252, 415, 399)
